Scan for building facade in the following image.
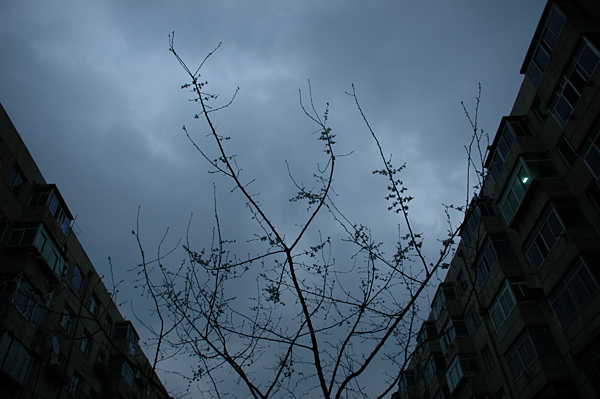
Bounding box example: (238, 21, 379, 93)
(395, 1, 600, 398)
(0, 104, 170, 398)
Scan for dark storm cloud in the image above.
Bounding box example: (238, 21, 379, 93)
(0, 0, 546, 393)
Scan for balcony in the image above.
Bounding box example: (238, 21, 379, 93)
(5, 223, 67, 280)
(27, 184, 73, 235)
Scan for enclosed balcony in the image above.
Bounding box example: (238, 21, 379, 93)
(26, 184, 73, 235)
(5, 223, 67, 280)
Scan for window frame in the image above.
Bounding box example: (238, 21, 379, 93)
(69, 373, 81, 397)
(525, 205, 565, 269)
(489, 123, 517, 182)
(474, 238, 498, 287)
(583, 119, 600, 178)
(61, 307, 73, 333)
(506, 332, 538, 380)
(104, 315, 113, 335)
(88, 294, 99, 317)
(526, 5, 566, 87)
(71, 264, 85, 293)
(6, 166, 25, 197)
(550, 257, 599, 326)
(445, 354, 480, 393)
(440, 318, 468, 355)
(467, 306, 480, 334)
(500, 160, 533, 222)
(0, 213, 8, 243)
(551, 38, 600, 126)
(80, 330, 91, 356)
(12, 280, 44, 325)
(557, 136, 578, 168)
(489, 280, 517, 331)
(424, 355, 437, 384)
(7, 224, 67, 276)
(461, 206, 481, 248)
(0, 331, 33, 385)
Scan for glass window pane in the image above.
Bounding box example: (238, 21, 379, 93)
(497, 138, 510, 159)
(547, 9, 565, 36)
(579, 46, 600, 77)
(585, 145, 600, 177)
(554, 96, 573, 124)
(528, 63, 542, 86)
(570, 275, 592, 305)
(534, 46, 550, 70)
(23, 229, 37, 246)
(579, 266, 599, 294)
(542, 29, 558, 51)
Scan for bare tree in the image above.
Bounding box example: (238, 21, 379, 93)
(132, 36, 485, 399)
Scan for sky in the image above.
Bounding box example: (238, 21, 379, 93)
(0, 0, 547, 396)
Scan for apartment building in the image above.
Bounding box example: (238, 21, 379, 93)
(394, 1, 600, 398)
(0, 103, 170, 398)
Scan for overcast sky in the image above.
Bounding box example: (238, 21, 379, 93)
(1, 0, 546, 395)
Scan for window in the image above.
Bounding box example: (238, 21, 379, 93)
(7, 226, 38, 246)
(144, 386, 153, 399)
(584, 355, 600, 396)
(467, 306, 480, 334)
(104, 315, 113, 335)
(69, 373, 81, 397)
(6, 166, 25, 197)
(96, 349, 108, 366)
(434, 388, 450, 399)
(550, 258, 599, 326)
(114, 322, 139, 355)
(0, 332, 33, 385)
(29, 187, 72, 234)
(440, 319, 455, 355)
(35, 227, 67, 276)
(489, 123, 516, 182)
(495, 387, 507, 399)
(80, 330, 90, 355)
(71, 265, 84, 293)
(111, 358, 135, 386)
(440, 318, 468, 355)
(416, 322, 437, 352)
(89, 295, 98, 317)
(583, 120, 600, 178)
(424, 355, 446, 385)
(557, 136, 578, 167)
(510, 280, 529, 301)
(475, 238, 497, 287)
(482, 344, 495, 372)
(8, 224, 67, 276)
(500, 161, 532, 222)
(398, 370, 415, 394)
(457, 271, 468, 294)
(526, 5, 565, 86)
(0, 213, 8, 242)
(588, 181, 600, 212)
(61, 307, 73, 333)
(532, 95, 550, 120)
(12, 280, 43, 324)
(525, 206, 565, 269)
(506, 332, 537, 380)
(472, 236, 513, 289)
(431, 283, 456, 320)
(461, 207, 481, 248)
(425, 356, 437, 384)
(551, 38, 600, 126)
(445, 355, 480, 393)
(461, 201, 497, 248)
(489, 281, 516, 331)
